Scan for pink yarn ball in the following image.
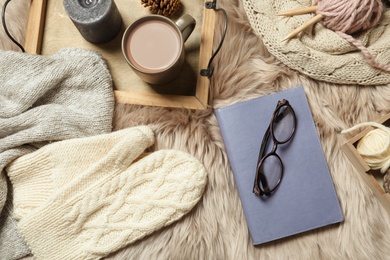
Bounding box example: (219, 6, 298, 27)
(317, 0, 383, 34)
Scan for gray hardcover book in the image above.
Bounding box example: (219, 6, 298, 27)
(215, 86, 344, 245)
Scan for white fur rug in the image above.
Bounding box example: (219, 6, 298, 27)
(2, 0, 390, 259)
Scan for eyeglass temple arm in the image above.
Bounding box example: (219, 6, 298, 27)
(257, 125, 271, 162)
(258, 100, 285, 162)
(255, 124, 272, 195)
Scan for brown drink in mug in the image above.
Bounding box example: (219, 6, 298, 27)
(122, 14, 196, 85)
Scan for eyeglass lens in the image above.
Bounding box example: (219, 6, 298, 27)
(272, 105, 295, 143)
(258, 154, 282, 194)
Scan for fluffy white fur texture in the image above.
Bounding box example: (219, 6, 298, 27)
(3, 0, 390, 259)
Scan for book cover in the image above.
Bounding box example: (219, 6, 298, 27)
(215, 86, 344, 245)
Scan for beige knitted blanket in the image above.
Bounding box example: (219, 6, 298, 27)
(244, 0, 390, 85)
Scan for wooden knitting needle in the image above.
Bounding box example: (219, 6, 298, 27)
(282, 13, 323, 41)
(277, 6, 318, 16)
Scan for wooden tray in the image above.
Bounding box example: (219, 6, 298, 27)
(25, 0, 216, 110)
(341, 113, 390, 217)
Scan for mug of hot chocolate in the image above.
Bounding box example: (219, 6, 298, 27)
(122, 14, 196, 85)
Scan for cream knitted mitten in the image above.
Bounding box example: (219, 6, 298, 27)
(7, 126, 207, 259)
(8, 125, 155, 220)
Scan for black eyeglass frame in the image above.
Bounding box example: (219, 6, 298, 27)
(253, 99, 296, 197)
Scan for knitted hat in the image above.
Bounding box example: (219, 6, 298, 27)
(0, 47, 115, 260)
(243, 0, 390, 85)
(6, 126, 207, 259)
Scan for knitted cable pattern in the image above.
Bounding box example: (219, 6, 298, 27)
(314, 0, 390, 72)
(7, 126, 155, 220)
(243, 0, 390, 85)
(0, 47, 115, 260)
(6, 126, 207, 259)
(17, 150, 207, 259)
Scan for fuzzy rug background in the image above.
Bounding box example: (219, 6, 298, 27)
(2, 0, 390, 259)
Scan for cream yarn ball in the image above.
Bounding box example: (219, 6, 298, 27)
(343, 122, 390, 173)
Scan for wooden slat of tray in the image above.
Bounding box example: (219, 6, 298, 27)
(25, 0, 215, 110)
(341, 113, 390, 217)
(25, 0, 46, 54)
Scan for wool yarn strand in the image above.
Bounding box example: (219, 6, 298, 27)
(315, 0, 390, 72)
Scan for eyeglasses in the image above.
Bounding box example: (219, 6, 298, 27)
(253, 99, 296, 196)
